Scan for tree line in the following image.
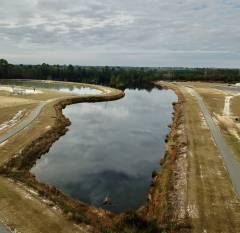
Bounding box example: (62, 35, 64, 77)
(0, 59, 240, 89)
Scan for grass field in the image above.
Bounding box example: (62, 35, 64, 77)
(190, 83, 240, 165)
(164, 82, 240, 233)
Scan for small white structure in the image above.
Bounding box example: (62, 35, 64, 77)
(12, 87, 27, 95)
(0, 85, 42, 95)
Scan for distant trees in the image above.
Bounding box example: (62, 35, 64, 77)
(0, 59, 9, 78)
(0, 59, 239, 88)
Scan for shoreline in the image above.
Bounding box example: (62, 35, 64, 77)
(0, 83, 124, 231)
(138, 81, 190, 231)
(0, 80, 189, 232)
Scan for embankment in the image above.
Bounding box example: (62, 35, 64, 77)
(137, 81, 190, 232)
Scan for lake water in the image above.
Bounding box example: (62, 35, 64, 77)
(31, 87, 177, 213)
(0, 80, 102, 95)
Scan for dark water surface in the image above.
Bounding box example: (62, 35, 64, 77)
(31, 88, 177, 213)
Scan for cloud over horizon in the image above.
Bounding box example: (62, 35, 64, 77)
(0, 0, 240, 67)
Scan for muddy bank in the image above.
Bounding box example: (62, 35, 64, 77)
(105, 82, 190, 233)
(136, 81, 190, 232)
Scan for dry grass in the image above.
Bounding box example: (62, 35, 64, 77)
(0, 104, 36, 124)
(0, 176, 87, 233)
(195, 87, 226, 115)
(192, 84, 240, 167)
(176, 83, 240, 233)
(231, 95, 240, 116)
(0, 96, 37, 108)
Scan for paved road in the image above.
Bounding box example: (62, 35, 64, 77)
(214, 85, 240, 94)
(0, 102, 47, 145)
(0, 225, 10, 233)
(191, 88, 240, 196)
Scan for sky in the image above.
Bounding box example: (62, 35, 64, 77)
(0, 0, 240, 67)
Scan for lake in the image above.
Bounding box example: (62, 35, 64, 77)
(0, 79, 102, 95)
(31, 87, 177, 213)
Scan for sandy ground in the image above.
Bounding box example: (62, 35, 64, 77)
(0, 85, 42, 94)
(0, 96, 37, 108)
(0, 110, 25, 131)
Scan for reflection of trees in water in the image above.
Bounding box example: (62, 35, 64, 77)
(110, 82, 163, 92)
(0, 80, 83, 92)
(0, 79, 162, 92)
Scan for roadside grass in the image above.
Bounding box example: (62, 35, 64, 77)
(195, 86, 240, 164)
(196, 88, 225, 115)
(0, 102, 57, 165)
(218, 121, 240, 163)
(180, 83, 240, 233)
(231, 95, 240, 116)
(0, 103, 37, 124)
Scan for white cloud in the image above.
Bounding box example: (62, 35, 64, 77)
(0, 0, 239, 67)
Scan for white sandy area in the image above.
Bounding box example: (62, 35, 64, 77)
(0, 110, 25, 131)
(0, 85, 42, 94)
(223, 96, 233, 116)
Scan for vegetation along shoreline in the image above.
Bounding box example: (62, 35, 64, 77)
(0, 80, 189, 232)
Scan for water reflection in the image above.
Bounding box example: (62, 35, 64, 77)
(31, 88, 177, 213)
(0, 80, 102, 95)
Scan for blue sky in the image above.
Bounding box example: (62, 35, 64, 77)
(0, 0, 240, 67)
